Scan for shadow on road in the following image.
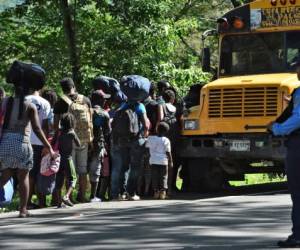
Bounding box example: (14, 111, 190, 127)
(0, 193, 291, 249)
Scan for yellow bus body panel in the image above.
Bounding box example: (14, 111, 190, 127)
(183, 73, 300, 136)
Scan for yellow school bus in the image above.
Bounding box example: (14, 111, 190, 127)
(180, 0, 300, 191)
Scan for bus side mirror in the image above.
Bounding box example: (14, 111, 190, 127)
(202, 48, 211, 72)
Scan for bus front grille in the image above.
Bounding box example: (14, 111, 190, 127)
(208, 87, 278, 118)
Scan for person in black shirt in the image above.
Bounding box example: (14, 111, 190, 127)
(89, 90, 111, 202)
(138, 83, 158, 196)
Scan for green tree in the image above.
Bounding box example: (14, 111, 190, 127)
(0, 0, 235, 96)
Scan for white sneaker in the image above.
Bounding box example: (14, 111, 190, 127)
(121, 192, 129, 200)
(90, 197, 102, 203)
(129, 194, 140, 201)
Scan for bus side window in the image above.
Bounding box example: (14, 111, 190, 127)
(287, 49, 299, 69)
(286, 32, 300, 69)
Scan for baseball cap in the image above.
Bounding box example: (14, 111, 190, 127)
(91, 89, 111, 99)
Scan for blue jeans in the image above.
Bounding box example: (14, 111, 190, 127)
(110, 139, 145, 198)
(286, 135, 300, 240)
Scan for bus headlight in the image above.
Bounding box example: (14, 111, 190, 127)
(184, 120, 199, 130)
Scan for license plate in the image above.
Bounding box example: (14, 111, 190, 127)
(229, 140, 250, 152)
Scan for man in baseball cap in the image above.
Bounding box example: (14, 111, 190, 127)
(91, 89, 111, 101)
(89, 89, 111, 202)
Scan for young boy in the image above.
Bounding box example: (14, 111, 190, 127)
(146, 122, 173, 199)
(53, 113, 80, 207)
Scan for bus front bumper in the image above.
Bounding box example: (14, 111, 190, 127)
(179, 133, 286, 161)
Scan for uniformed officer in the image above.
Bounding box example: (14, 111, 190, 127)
(269, 57, 300, 248)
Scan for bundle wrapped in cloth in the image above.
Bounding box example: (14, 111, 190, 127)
(120, 75, 151, 102)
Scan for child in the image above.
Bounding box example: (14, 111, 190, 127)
(146, 122, 173, 199)
(53, 113, 80, 207)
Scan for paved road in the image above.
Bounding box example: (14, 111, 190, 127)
(0, 192, 292, 249)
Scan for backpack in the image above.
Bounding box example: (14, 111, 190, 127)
(112, 107, 140, 141)
(162, 104, 177, 127)
(93, 107, 107, 149)
(61, 94, 93, 144)
(144, 98, 158, 133)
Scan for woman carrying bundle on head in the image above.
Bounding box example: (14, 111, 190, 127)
(0, 61, 56, 218)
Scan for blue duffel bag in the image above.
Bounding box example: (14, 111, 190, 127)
(92, 76, 127, 103)
(0, 178, 14, 207)
(120, 75, 151, 102)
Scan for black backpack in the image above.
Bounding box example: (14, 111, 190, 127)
(162, 104, 177, 126)
(112, 107, 140, 140)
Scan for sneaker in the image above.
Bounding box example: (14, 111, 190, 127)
(129, 194, 140, 201)
(121, 192, 129, 201)
(90, 197, 102, 203)
(159, 190, 166, 200)
(153, 191, 160, 199)
(62, 196, 74, 207)
(278, 235, 300, 248)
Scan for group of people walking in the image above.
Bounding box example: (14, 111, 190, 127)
(0, 61, 183, 218)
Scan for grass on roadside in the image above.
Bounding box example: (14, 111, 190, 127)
(1, 174, 286, 213)
(230, 173, 286, 186)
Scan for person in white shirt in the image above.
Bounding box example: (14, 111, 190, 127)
(26, 90, 51, 208)
(41, 89, 58, 137)
(146, 122, 173, 200)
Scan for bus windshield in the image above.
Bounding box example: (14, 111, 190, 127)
(219, 31, 300, 76)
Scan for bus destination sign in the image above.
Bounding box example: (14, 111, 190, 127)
(251, 6, 300, 30)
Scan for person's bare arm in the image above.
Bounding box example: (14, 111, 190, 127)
(71, 130, 81, 147)
(156, 104, 164, 131)
(166, 152, 173, 168)
(103, 115, 111, 144)
(28, 104, 55, 156)
(140, 112, 149, 138)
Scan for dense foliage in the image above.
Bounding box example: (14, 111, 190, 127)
(0, 0, 249, 96)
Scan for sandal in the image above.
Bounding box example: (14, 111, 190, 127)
(18, 211, 33, 218)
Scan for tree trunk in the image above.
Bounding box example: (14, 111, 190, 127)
(59, 0, 81, 89)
